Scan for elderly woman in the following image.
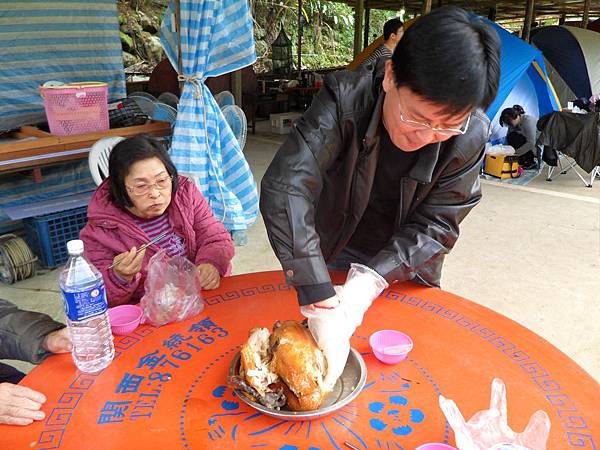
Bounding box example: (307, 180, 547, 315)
(80, 134, 234, 306)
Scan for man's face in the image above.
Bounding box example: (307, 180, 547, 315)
(381, 60, 472, 152)
(389, 27, 404, 47)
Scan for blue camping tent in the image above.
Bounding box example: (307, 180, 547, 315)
(485, 20, 560, 143)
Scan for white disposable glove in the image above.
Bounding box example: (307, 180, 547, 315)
(302, 264, 389, 391)
(301, 293, 350, 392)
(339, 263, 389, 330)
(439, 378, 551, 450)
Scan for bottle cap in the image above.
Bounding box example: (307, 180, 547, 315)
(67, 239, 84, 255)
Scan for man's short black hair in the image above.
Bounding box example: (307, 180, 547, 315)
(108, 134, 178, 208)
(384, 18, 404, 41)
(391, 6, 500, 116)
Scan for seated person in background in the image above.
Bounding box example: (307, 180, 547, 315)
(360, 17, 404, 68)
(80, 134, 234, 307)
(0, 299, 72, 425)
(499, 105, 539, 170)
(589, 93, 600, 112)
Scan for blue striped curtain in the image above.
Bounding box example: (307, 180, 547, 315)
(160, 0, 258, 231)
(0, 0, 126, 131)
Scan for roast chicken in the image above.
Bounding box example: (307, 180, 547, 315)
(229, 320, 327, 411)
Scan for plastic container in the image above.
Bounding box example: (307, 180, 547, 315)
(23, 207, 88, 268)
(108, 305, 142, 335)
(415, 444, 457, 450)
(59, 240, 114, 373)
(369, 330, 413, 364)
(40, 82, 109, 135)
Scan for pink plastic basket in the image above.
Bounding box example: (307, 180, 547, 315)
(40, 82, 109, 135)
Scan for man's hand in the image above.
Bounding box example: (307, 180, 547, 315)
(42, 328, 72, 354)
(196, 263, 220, 290)
(0, 383, 46, 426)
(301, 294, 350, 391)
(112, 247, 146, 283)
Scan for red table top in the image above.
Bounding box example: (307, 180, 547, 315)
(3, 271, 599, 449)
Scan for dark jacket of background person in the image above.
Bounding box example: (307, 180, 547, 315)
(260, 64, 490, 301)
(0, 299, 64, 383)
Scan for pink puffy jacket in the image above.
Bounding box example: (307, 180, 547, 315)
(80, 176, 234, 306)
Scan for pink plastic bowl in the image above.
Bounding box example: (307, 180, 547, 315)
(108, 305, 142, 335)
(369, 329, 413, 364)
(415, 444, 457, 450)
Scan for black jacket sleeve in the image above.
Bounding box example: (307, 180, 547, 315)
(260, 75, 344, 303)
(0, 298, 65, 364)
(368, 112, 489, 284)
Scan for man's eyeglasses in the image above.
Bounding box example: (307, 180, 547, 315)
(398, 109, 471, 137)
(126, 175, 173, 196)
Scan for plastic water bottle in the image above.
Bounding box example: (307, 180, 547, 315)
(59, 240, 114, 372)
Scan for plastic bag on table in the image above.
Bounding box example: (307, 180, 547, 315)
(439, 378, 550, 450)
(140, 249, 205, 327)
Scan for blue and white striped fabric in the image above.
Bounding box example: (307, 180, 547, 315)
(160, 0, 258, 231)
(0, 0, 126, 131)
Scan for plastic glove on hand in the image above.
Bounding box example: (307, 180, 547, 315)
(301, 292, 351, 392)
(439, 378, 551, 450)
(339, 263, 389, 330)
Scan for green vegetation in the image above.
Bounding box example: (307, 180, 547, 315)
(117, 0, 401, 73)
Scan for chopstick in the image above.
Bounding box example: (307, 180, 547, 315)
(108, 230, 169, 269)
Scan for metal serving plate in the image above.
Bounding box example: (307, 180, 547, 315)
(229, 348, 367, 421)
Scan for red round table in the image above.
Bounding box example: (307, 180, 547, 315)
(3, 271, 599, 449)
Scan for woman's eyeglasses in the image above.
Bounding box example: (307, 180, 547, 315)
(126, 175, 173, 196)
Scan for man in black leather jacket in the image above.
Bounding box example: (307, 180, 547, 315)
(260, 7, 501, 385)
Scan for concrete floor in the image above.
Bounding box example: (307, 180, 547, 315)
(2, 120, 599, 382)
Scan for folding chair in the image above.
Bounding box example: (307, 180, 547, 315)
(545, 149, 600, 188)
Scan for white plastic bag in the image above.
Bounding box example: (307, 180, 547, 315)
(140, 249, 205, 327)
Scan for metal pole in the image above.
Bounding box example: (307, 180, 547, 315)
(363, 8, 370, 50)
(232, 70, 242, 106)
(559, 12, 566, 25)
(174, 0, 184, 93)
(422, 0, 432, 15)
(582, 0, 591, 28)
(522, 0, 535, 42)
(353, 0, 364, 58)
(298, 0, 303, 72)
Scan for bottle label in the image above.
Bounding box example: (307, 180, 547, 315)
(62, 283, 108, 321)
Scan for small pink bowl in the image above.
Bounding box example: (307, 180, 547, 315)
(108, 305, 142, 335)
(369, 329, 413, 364)
(415, 444, 457, 450)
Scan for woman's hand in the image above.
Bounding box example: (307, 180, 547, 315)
(196, 263, 220, 290)
(112, 247, 146, 283)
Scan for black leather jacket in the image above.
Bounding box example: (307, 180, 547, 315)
(260, 65, 490, 302)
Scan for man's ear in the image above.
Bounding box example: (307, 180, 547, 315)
(382, 60, 395, 93)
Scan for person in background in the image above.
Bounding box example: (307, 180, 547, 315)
(261, 7, 500, 389)
(360, 17, 404, 68)
(80, 134, 234, 307)
(0, 299, 72, 425)
(589, 93, 600, 111)
(499, 105, 539, 170)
